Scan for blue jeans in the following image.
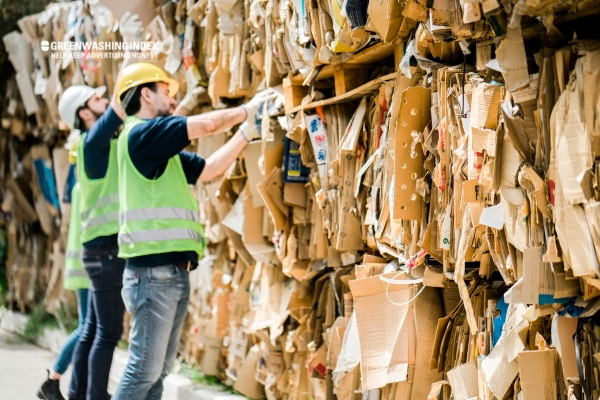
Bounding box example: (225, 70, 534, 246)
(53, 288, 89, 374)
(113, 265, 190, 400)
(69, 244, 125, 400)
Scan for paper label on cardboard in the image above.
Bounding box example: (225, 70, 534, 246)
(439, 203, 452, 250)
(305, 114, 328, 166)
(479, 204, 504, 229)
(512, 74, 539, 104)
(471, 83, 502, 130)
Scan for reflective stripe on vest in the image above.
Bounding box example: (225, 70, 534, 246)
(65, 250, 82, 260)
(119, 228, 201, 245)
(77, 135, 120, 243)
(81, 210, 120, 231)
(119, 207, 200, 224)
(65, 183, 90, 291)
(81, 193, 120, 221)
(117, 115, 205, 258)
(64, 269, 88, 278)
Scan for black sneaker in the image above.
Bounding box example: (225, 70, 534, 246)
(37, 370, 65, 400)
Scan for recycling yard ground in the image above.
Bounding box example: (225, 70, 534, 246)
(0, 310, 245, 400)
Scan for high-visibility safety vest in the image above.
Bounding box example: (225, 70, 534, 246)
(76, 133, 120, 243)
(116, 115, 206, 259)
(64, 183, 90, 290)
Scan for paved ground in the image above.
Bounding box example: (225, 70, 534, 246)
(0, 328, 71, 399)
(0, 327, 245, 400)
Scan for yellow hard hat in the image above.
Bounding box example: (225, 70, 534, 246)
(116, 62, 179, 105)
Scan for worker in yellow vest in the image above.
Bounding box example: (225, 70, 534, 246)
(111, 62, 271, 400)
(57, 80, 126, 400)
(37, 145, 90, 400)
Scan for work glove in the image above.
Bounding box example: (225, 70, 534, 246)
(239, 98, 265, 141)
(179, 65, 210, 113)
(239, 119, 261, 142)
(240, 89, 277, 126)
(119, 12, 143, 43)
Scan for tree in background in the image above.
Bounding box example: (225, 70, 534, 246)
(0, 0, 53, 98)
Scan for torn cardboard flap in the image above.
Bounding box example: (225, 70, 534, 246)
(353, 285, 411, 391)
(393, 86, 431, 221)
(471, 82, 502, 130)
(257, 167, 288, 231)
(367, 0, 404, 42)
(521, 247, 553, 305)
(349, 272, 409, 297)
(471, 127, 497, 156)
(517, 350, 558, 400)
(242, 193, 277, 261)
(481, 339, 520, 399)
(245, 142, 267, 207)
(492, 27, 530, 92)
(512, 74, 539, 104)
(447, 361, 479, 400)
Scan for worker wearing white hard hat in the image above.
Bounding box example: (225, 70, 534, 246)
(56, 77, 126, 400)
(58, 85, 107, 131)
(36, 135, 91, 400)
(56, 76, 127, 400)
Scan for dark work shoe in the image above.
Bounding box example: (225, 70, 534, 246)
(37, 370, 65, 400)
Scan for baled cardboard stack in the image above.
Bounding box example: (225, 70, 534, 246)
(0, 0, 166, 316)
(184, 0, 600, 398)
(3, 0, 600, 399)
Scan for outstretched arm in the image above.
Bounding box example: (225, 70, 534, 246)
(186, 107, 247, 140)
(198, 130, 249, 182)
(186, 89, 273, 140)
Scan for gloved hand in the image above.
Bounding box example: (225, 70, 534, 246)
(119, 12, 143, 42)
(239, 120, 261, 142)
(240, 89, 277, 125)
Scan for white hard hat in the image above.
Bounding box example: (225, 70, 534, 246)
(58, 85, 106, 130)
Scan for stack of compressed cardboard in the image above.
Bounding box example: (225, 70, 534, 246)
(183, 0, 600, 399)
(0, 1, 118, 315)
(0, 0, 167, 316)
(3, 0, 600, 399)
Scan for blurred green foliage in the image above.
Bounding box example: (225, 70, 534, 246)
(0, 0, 53, 97)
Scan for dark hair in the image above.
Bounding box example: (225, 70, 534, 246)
(120, 82, 157, 115)
(73, 102, 89, 130)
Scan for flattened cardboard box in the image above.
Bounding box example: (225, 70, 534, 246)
(517, 350, 558, 400)
(393, 86, 431, 221)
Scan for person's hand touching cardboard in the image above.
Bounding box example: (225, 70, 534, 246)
(239, 90, 277, 142)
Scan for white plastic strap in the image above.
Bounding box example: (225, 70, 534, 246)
(380, 270, 426, 306)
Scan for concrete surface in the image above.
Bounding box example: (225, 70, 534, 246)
(0, 328, 72, 399)
(0, 309, 247, 400)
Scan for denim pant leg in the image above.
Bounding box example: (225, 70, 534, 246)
(83, 245, 125, 400)
(147, 270, 190, 400)
(53, 288, 89, 374)
(69, 291, 97, 399)
(113, 266, 190, 400)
